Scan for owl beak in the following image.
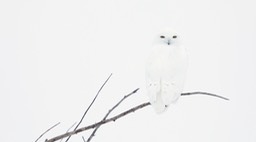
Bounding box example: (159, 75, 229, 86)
(167, 40, 170, 45)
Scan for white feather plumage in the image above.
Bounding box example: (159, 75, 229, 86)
(145, 29, 188, 113)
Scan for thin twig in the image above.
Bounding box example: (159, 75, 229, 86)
(65, 73, 112, 142)
(35, 122, 60, 142)
(60, 122, 77, 142)
(66, 122, 77, 134)
(45, 91, 228, 142)
(82, 136, 86, 142)
(87, 88, 140, 142)
(181, 91, 229, 100)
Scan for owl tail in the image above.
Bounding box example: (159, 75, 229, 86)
(151, 103, 166, 114)
(150, 92, 167, 114)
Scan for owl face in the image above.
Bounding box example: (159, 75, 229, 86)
(158, 31, 178, 45)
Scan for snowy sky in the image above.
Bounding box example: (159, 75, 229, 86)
(0, 0, 256, 142)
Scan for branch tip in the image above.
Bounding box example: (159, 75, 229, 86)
(181, 91, 229, 100)
(132, 88, 140, 93)
(35, 122, 60, 142)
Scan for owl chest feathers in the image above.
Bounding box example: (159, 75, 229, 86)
(146, 44, 187, 80)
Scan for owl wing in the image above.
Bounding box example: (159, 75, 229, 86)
(146, 78, 166, 113)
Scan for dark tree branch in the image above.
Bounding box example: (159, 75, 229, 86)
(87, 88, 140, 142)
(35, 122, 60, 142)
(65, 73, 112, 142)
(44, 91, 228, 142)
(45, 102, 150, 142)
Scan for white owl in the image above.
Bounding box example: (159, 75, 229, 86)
(145, 29, 188, 114)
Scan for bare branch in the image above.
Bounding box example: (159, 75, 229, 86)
(45, 91, 228, 142)
(35, 122, 60, 142)
(181, 91, 229, 100)
(65, 73, 112, 142)
(87, 88, 140, 142)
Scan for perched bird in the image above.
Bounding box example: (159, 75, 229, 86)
(145, 29, 188, 113)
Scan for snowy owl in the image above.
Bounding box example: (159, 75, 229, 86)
(145, 29, 188, 114)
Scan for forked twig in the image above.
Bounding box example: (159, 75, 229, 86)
(45, 102, 150, 142)
(87, 88, 140, 142)
(35, 122, 60, 142)
(65, 73, 112, 142)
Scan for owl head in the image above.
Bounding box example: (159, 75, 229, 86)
(158, 28, 179, 45)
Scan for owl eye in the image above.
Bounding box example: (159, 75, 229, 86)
(160, 35, 165, 38)
(173, 35, 177, 38)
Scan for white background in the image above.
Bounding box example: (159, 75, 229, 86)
(0, 0, 256, 142)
